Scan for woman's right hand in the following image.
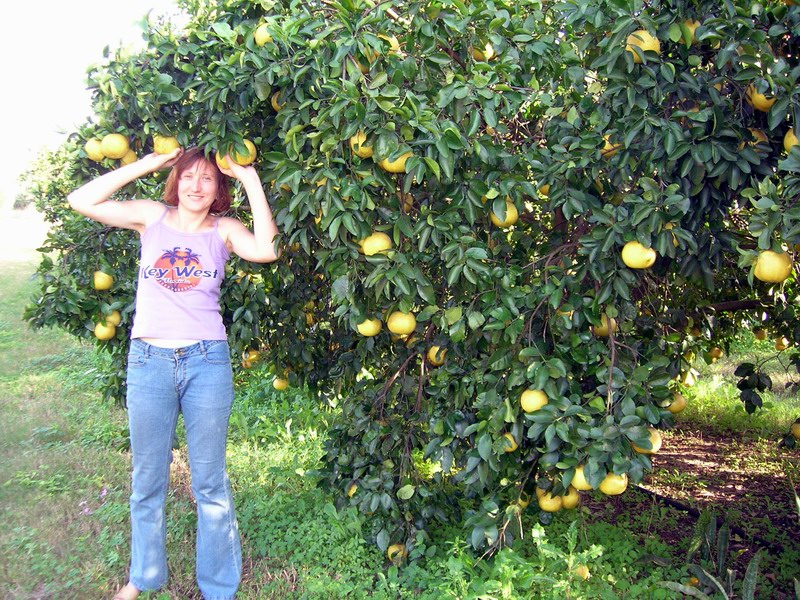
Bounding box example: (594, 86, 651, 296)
(140, 148, 184, 174)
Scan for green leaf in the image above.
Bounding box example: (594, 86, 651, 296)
(742, 549, 763, 600)
(445, 306, 463, 325)
(397, 484, 416, 500)
(211, 22, 236, 44)
(468, 311, 486, 329)
(376, 528, 390, 552)
(477, 433, 492, 461)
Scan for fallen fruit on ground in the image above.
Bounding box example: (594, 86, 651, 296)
(574, 565, 591, 580)
(387, 543, 407, 562)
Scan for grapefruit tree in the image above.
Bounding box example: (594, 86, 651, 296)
(24, 0, 800, 553)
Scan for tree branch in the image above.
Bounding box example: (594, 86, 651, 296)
(703, 299, 765, 313)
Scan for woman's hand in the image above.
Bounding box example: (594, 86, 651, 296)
(218, 156, 261, 186)
(139, 148, 184, 174)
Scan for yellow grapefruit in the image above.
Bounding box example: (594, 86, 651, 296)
(94, 322, 116, 341)
(93, 270, 114, 290)
(520, 389, 548, 412)
(357, 318, 382, 337)
(254, 23, 273, 46)
(668, 393, 688, 414)
(754, 250, 793, 283)
(350, 131, 374, 159)
(785, 129, 799, 153)
(153, 135, 180, 155)
(572, 465, 594, 491)
(502, 432, 518, 452)
(632, 427, 663, 454)
(378, 151, 413, 173)
(361, 232, 392, 256)
(621, 241, 657, 269)
(626, 30, 661, 63)
(84, 139, 105, 161)
(100, 134, 130, 160)
(592, 314, 617, 337)
(427, 345, 447, 366)
(490, 199, 519, 228)
(599, 472, 628, 495)
(387, 311, 417, 335)
(746, 84, 777, 112)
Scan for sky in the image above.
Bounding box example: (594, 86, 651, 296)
(0, 1, 183, 207)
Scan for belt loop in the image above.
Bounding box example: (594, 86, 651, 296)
(198, 340, 207, 356)
(141, 339, 150, 359)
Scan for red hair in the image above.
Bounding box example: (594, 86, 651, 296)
(162, 147, 231, 214)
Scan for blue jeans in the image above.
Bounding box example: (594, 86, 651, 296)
(126, 339, 241, 600)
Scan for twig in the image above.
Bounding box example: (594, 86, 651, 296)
(376, 348, 418, 403)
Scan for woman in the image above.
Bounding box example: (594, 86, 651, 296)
(68, 145, 280, 600)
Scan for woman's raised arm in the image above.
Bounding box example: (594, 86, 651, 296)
(68, 149, 182, 232)
(218, 158, 281, 263)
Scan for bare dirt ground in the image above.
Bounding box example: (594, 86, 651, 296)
(586, 426, 800, 596)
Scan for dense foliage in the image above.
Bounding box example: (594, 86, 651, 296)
(24, 0, 800, 552)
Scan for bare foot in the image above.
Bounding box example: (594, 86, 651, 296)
(112, 582, 140, 600)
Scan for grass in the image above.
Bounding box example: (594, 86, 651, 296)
(2, 248, 798, 598)
(682, 334, 800, 438)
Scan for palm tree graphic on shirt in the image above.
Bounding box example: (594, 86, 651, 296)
(154, 247, 203, 292)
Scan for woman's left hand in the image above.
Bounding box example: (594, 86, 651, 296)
(219, 156, 260, 185)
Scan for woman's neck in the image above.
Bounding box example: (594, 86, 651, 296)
(166, 206, 215, 232)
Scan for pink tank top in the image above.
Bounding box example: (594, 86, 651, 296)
(131, 207, 230, 340)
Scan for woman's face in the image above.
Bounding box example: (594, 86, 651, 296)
(177, 159, 218, 212)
